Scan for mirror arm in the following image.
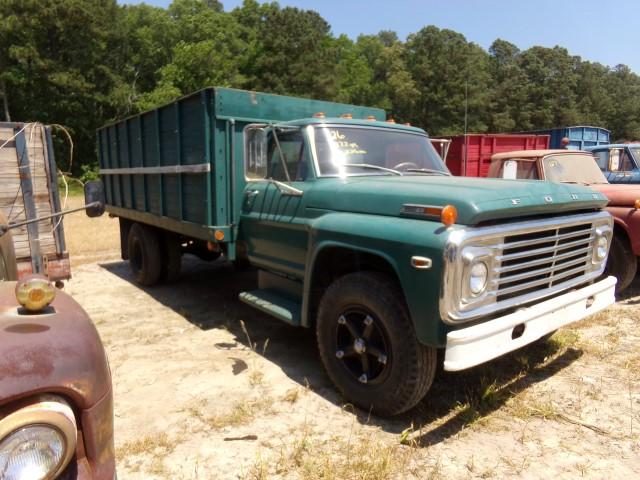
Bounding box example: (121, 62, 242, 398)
(270, 126, 292, 182)
(0, 202, 100, 234)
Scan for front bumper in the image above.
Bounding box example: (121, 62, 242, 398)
(443, 276, 617, 371)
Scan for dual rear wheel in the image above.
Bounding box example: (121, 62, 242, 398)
(127, 223, 182, 286)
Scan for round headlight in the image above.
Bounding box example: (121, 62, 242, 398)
(595, 236, 608, 262)
(469, 261, 489, 295)
(0, 396, 77, 480)
(0, 425, 66, 480)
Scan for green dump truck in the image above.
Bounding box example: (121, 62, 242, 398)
(98, 88, 617, 416)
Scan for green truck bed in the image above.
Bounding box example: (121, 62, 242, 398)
(97, 87, 385, 245)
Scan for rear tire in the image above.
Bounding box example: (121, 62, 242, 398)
(127, 223, 162, 286)
(605, 234, 637, 293)
(316, 272, 436, 416)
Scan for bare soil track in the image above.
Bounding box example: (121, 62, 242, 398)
(63, 202, 640, 479)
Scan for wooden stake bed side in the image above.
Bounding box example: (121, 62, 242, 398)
(0, 123, 70, 281)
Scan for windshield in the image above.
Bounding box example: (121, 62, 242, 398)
(310, 126, 449, 176)
(543, 153, 608, 184)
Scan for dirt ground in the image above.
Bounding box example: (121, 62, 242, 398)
(63, 197, 640, 479)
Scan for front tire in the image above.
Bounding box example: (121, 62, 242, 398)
(316, 272, 436, 416)
(605, 234, 637, 293)
(127, 223, 162, 286)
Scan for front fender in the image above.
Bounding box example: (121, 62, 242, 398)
(302, 212, 454, 346)
(610, 207, 640, 256)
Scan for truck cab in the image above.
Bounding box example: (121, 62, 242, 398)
(99, 88, 617, 416)
(587, 144, 640, 184)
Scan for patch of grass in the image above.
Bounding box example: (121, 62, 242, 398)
(115, 432, 176, 459)
(548, 329, 580, 350)
(248, 369, 265, 386)
(574, 309, 616, 329)
(282, 387, 300, 404)
(249, 426, 435, 480)
(206, 396, 274, 429)
(622, 353, 640, 378)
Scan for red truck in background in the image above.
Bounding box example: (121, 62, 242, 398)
(487, 149, 640, 292)
(432, 133, 549, 177)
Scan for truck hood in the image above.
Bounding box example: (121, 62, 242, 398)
(0, 282, 111, 409)
(307, 176, 608, 225)
(590, 183, 640, 207)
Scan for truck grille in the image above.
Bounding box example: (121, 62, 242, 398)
(441, 210, 612, 324)
(495, 222, 593, 302)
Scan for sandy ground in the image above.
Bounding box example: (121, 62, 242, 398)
(62, 199, 640, 479)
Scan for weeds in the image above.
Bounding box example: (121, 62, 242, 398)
(116, 432, 177, 458)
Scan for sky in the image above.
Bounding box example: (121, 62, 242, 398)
(122, 0, 640, 73)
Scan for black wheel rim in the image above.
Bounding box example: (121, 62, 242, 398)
(334, 307, 391, 385)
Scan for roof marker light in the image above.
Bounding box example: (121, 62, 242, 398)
(313, 112, 326, 118)
(340, 113, 353, 119)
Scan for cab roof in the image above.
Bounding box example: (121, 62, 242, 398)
(491, 149, 591, 161)
(585, 143, 640, 150)
(277, 117, 427, 134)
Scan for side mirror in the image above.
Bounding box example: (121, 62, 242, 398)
(84, 181, 105, 217)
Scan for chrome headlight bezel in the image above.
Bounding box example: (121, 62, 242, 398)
(0, 395, 77, 480)
(592, 227, 610, 265)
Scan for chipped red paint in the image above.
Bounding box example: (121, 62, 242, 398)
(0, 282, 115, 479)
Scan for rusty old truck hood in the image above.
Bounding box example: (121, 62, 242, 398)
(0, 282, 111, 409)
(591, 183, 640, 207)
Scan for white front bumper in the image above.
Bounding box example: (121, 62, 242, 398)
(443, 276, 617, 371)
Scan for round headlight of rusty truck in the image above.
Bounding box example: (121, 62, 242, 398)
(595, 236, 608, 262)
(0, 396, 76, 480)
(469, 261, 489, 295)
(0, 425, 66, 480)
(15, 275, 56, 312)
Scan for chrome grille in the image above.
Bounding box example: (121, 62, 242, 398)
(495, 222, 593, 301)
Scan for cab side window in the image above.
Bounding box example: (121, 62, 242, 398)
(593, 150, 609, 171)
(610, 149, 634, 172)
(267, 131, 307, 182)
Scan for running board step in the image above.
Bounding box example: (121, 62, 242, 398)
(238, 289, 301, 326)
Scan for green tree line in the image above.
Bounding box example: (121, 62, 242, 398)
(1, 0, 639, 174)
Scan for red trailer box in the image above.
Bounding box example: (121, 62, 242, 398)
(433, 134, 549, 177)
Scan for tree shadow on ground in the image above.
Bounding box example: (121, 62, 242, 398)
(100, 255, 584, 447)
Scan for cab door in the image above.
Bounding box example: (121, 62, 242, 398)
(239, 127, 313, 279)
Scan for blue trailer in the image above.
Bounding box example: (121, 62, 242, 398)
(526, 126, 610, 150)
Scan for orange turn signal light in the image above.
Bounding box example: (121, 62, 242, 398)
(214, 230, 225, 241)
(441, 205, 458, 227)
(635, 199, 640, 209)
(15, 275, 56, 312)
